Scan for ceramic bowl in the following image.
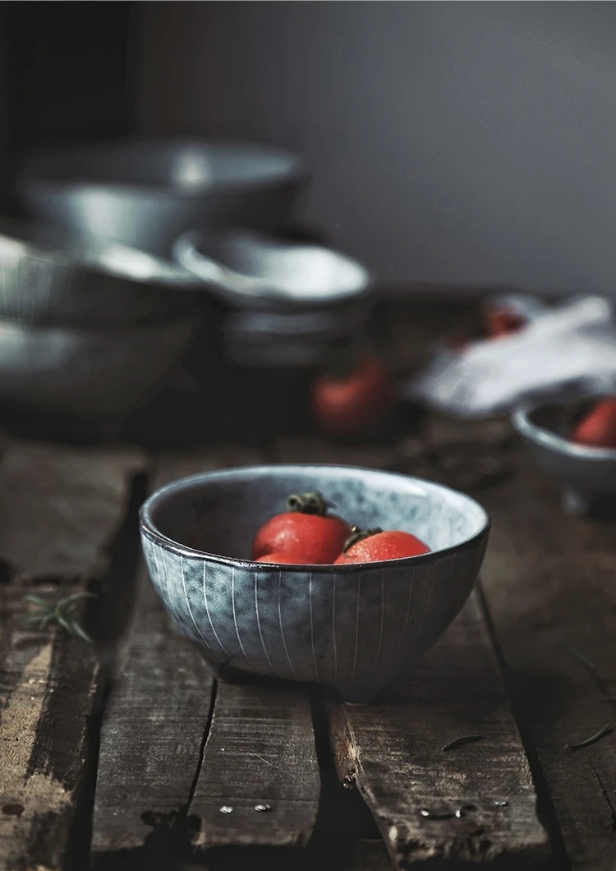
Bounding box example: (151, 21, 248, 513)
(0, 315, 196, 418)
(140, 465, 490, 704)
(513, 399, 616, 514)
(221, 304, 372, 368)
(174, 227, 372, 313)
(0, 220, 198, 327)
(18, 139, 307, 257)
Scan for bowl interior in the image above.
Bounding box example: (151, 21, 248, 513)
(143, 465, 488, 564)
(195, 230, 370, 303)
(521, 396, 616, 454)
(526, 402, 571, 439)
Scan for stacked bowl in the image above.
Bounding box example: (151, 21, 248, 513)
(18, 138, 307, 256)
(0, 220, 200, 418)
(11, 137, 373, 427)
(7, 139, 313, 423)
(174, 227, 374, 368)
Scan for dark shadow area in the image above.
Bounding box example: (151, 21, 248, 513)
(476, 584, 572, 871)
(4, 1, 132, 211)
(89, 471, 149, 656)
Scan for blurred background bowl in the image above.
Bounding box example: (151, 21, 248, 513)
(17, 139, 307, 257)
(513, 398, 616, 514)
(175, 226, 374, 369)
(174, 226, 372, 312)
(0, 315, 196, 418)
(222, 307, 372, 368)
(0, 220, 199, 327)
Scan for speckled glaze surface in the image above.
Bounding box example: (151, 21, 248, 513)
(513, 402, 616, 514)
(139, 465, 490, 703)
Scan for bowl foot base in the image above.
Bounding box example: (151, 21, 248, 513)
(209, 663, 247, 683)
(338, 688, 379, 706)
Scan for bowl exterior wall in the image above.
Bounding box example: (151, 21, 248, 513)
(522, 435, 616, 496)
(0, 318, 196, 417)
(141, 529, 489, 703)
(0, 238, 192, 327)
(21, 183, 302, 258)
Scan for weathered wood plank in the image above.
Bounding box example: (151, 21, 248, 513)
(90, 562, 214, 858)
(0, 439, 144, 582)
(92, 448, 256, 860)
(0, 441, 144, 871)
(329, 593, 549, 868)
(190, 680, 320, 849)
(93, 445, 320, 858)
(480, 452, 616, 871)
(0, 584, 99, 871)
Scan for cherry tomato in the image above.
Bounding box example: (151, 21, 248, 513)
(311, 354, 392, 435)
(252, 491, 350, 564)
(571, 398, 616, 448)
(334, 527, 430, 564)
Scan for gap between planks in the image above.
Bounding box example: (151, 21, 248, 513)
(0, 438, 145, 871)
(92, 445, 321, 863)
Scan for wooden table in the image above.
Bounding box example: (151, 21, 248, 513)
(1, 301, 615, 871)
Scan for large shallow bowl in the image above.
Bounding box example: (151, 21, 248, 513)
(18, 139, 307, 256)
(0, 221, 198, 327)
(140, 465, 490, 704)
(0, 316, 196, 417)
(513, 399, 616, 514)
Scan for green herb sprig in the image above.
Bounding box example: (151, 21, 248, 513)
(442, 735, 486, 752)
(22, 592, 96, 644)
(566, 724, 612, 752)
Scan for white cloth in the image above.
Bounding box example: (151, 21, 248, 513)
(402, 296, 616, 418)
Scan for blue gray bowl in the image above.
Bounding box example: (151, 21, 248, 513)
(139, 465, 490, 704)
(513, 399, 616, 514)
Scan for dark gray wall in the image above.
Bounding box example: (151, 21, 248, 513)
(138, 2, 616, 294)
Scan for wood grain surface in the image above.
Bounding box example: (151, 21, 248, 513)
(0, 440, 144, 871)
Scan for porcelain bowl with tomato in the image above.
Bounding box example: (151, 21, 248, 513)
(513, 398, 616, 514)
(139, 464, 490, 703)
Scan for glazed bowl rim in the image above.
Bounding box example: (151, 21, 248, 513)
(139, 463, 490, 573)
(512, 401, 616, 461)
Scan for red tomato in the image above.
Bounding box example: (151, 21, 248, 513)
(311, 355, 392, 435)
(334, 528, 430, 564)
(255, 552, 306, 564)
(484, 306, 527, 339)
(252, 491, 351, 564)
(571, 398, 616, 448)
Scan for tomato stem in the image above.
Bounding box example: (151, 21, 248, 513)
(342, 525, 383, 552)
(286, 491, 329, 516)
